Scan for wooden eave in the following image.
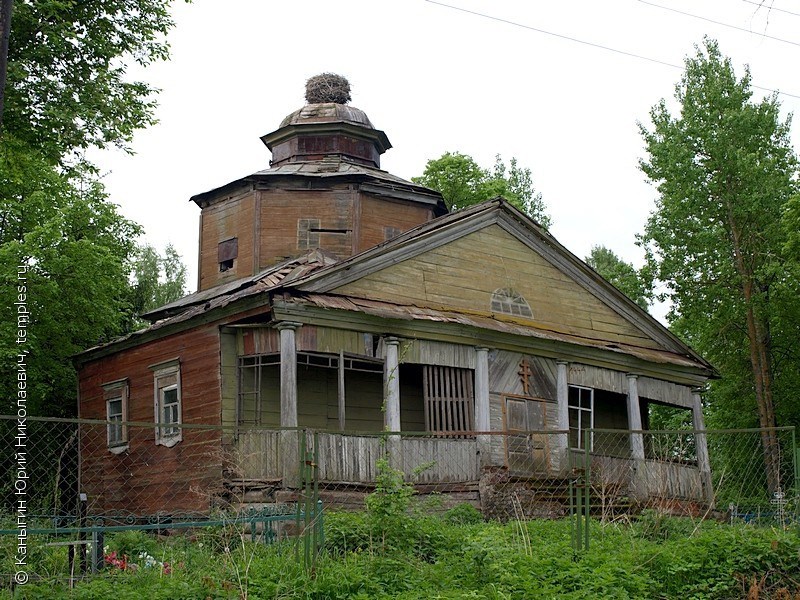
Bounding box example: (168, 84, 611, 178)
(75, 250, 339, 365)
(270, 295, 711, 387)
(74, 294, 274, 366)
(190, 160, 445, 213)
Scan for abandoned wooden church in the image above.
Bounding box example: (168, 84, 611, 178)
(76, 77, 715, 516)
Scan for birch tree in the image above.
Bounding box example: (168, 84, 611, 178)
(639, 38, 799, 493)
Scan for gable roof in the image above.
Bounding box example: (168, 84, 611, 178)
(78, 198, 713, 378)
(285, 198, 712, 371)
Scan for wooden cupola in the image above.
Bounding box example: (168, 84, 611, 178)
(191, 74, 446, 292)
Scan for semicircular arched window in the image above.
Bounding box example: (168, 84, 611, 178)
(490, 288, 533, 318)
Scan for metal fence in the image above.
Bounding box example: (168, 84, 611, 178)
(1, 416, 797, 584)
(2, 416, 796, 522)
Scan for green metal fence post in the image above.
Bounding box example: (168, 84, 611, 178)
(569, 476, 575, 555)
(303, 431, 312, 570)
(316, 499, 324, 555)
(584, 429, 591, 552)
(576, 478, 583, 553)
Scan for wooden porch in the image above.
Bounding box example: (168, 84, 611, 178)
(229, 429, 710, 508)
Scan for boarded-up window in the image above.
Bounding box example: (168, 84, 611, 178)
(490, 288, 533, 318)
(505, 397, 550, 474)
(297, 218, 321, 250)
(423, 366, 474, 435)
(218, 237, 238, 271)
(383, 226, 402, 241)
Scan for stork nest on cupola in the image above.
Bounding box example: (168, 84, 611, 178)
(305, 73, 351, 105)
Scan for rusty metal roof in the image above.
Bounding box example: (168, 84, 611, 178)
(294, 293, 706, 370)
(140, 249, 338, 322)
(190, 157, 442, 208)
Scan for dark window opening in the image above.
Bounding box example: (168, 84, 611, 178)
(308, 227, 350, 234)
(237, 352, 384, 428)
(644, 400, 696, 464)
(218, 237, 238, 272)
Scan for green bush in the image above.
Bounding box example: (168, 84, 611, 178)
(443, 503, 483, 525)
(105, 529, 158, 558)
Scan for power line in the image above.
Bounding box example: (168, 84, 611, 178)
(425, 0, 681, 70)
(639, 0, 800, 48)
(741, 0, 800, 19)
(424, 0, 800, 100)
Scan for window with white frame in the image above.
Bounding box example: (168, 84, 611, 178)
(103, 379, 128, 453)
(151, 360, 182, 447)
(490, 288, 533, 318)
(568, 385, 593, 450)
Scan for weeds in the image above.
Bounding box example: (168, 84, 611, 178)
(6, 515, 800, 599)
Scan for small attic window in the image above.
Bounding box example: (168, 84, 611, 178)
(491, 288, 533, 318)
(218, 237, 238, 272)
(298, 218, 321, 249)
(384, 226, 402, 241)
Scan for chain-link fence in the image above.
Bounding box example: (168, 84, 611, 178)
(589, 427, 798, 526)
(1, 416, 797, 585)
(1, 417, 796, 523)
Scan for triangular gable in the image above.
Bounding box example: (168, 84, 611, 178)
(291, 200, 710, 367)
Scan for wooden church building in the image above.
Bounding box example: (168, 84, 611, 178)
(75, 77, 715, 515)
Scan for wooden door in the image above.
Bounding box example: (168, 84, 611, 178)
(505, 397, 549, 474)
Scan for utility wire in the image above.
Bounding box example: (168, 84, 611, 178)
(424, 0, 800, 100)
(425, 0, 681, 70)
(639, 0, 800, 48)
(741, 0, 800, 20)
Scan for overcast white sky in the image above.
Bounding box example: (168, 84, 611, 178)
(93, 0, 800, 315)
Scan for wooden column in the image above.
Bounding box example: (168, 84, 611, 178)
(474, 347, 490, 471)
(555, 360, 569, 470)
(384, 336, 401, 432)
(692, 390, 713, 503)
(626, 374, 645, 460)
(277, 322, 301, 428)
(338, 349, 346, 431)
(474, 347, 490, 433)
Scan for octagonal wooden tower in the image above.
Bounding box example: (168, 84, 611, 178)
(191, 77, 446, 292)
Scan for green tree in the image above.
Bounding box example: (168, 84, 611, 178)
(585, 245, 652, 310)
(413, 152, 551, 227)
(4, 0, 176, 165)
(639, 38, 800, 491)
(0, 140, 141, 415)
(0, 1, 182, 415)
(126, 243, 188, 329)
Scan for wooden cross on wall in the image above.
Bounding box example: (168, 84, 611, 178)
(518, 358, 532, 396)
